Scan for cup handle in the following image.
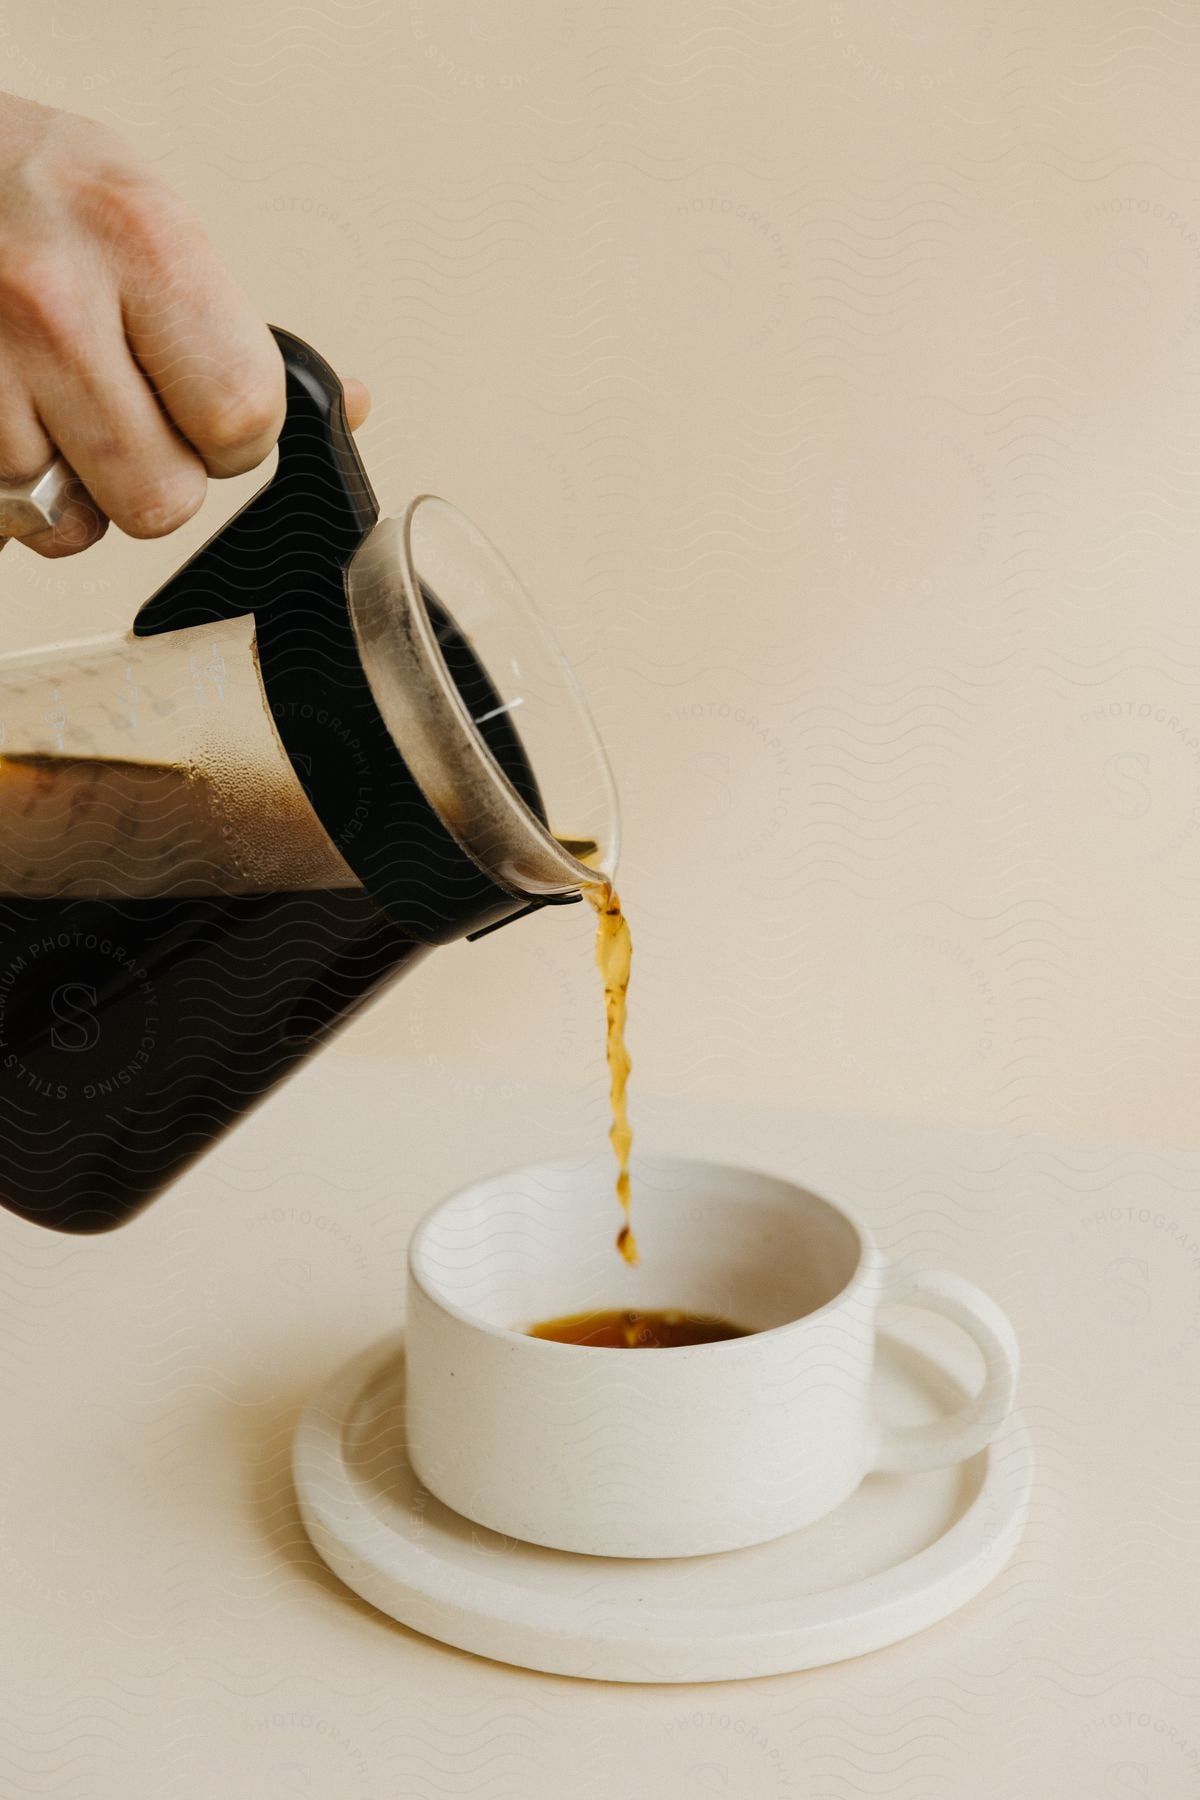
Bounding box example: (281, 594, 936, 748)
(869, 1266, 1020, 1475)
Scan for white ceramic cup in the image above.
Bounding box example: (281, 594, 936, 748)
(404, 1155, 1019, 1559)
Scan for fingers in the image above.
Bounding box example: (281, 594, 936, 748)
(0, 110, 369, 565)
(9, 479, 108, 558)
(341, 377, 372, 433)
(112, 181, 371, 475)
(0, 219, 371, 566)
(0, 375, 106, 557)
(0, 368, 372, 563)
(0, 384, 55, 485)
(110, 187, 286, 480)
(25, 284, 208, 540)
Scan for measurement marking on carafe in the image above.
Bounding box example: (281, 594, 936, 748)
(187, 642, 227, 706)
(120, 662, 139, 731)
(473, 697, 525, 726)
(44, 686, 66, 750)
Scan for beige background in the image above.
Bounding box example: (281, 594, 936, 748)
(1, 1, 1199, 1795)
(7, 0, 1200, 1147)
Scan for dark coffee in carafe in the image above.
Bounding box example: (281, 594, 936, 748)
(0, 591, 563, 1235)
(0, 754, 420, 1232)
(0, 588, 549, 1235)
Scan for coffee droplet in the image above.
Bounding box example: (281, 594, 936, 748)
(586, 881, 637, 1264)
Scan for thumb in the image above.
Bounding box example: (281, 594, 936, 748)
(340, 376, 372, 433)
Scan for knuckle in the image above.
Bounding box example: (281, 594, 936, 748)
(76, 170, 189, 262)
(0, 253, 85, 350)
(122, 472, 206, 538)
(195, 377, 284, 467)
(0, 437, 52, 484)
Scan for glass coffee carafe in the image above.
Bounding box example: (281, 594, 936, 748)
(0, 328, 617, 1233)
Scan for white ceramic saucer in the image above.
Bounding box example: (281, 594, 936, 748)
(292, 1324, 1032, 1683)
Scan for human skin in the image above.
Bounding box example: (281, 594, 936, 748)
(0, 92, 370, 559)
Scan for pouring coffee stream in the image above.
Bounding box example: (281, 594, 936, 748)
(587, 881, 637, 1265)
(0, 328, 625, 1239)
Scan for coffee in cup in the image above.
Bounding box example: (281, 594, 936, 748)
(528, 1307, 750, 1348)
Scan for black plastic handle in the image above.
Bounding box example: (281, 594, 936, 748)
(133, 326, 378, 638)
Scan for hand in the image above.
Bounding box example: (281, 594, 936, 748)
(0, 94, 371, 559)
